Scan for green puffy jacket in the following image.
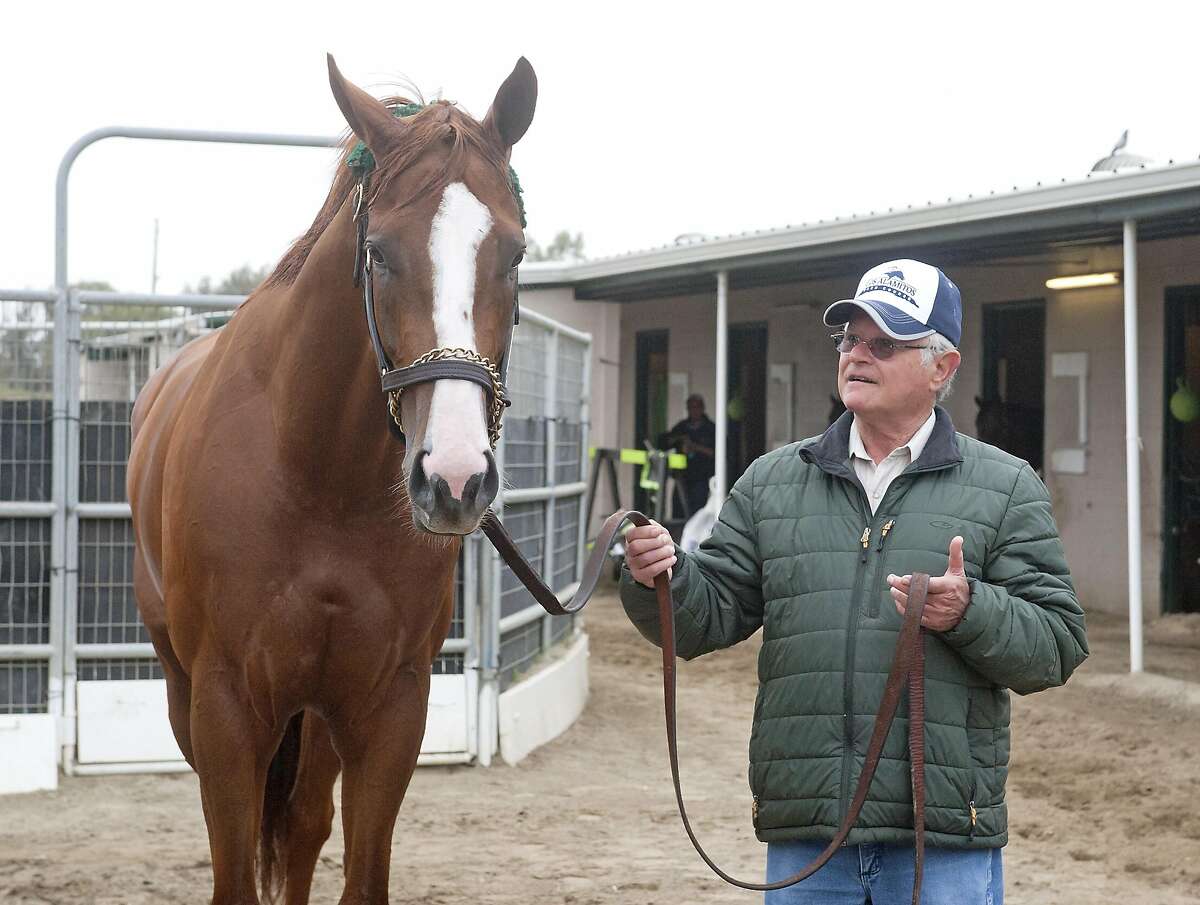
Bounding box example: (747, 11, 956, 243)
(619, 407, 1088, 848)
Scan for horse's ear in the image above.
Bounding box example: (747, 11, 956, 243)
(483, 57, 537, 150)
(327, 54, 402, 153)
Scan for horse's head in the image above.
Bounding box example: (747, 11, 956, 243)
(327, 55, 536, 535)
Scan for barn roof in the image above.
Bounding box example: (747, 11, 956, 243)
(519, 158, 1200, 301)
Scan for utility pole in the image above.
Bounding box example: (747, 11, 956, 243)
(151, 218, 159, 294)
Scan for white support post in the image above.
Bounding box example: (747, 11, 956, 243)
(1123, 219, 1144, 674)
(715, 271, 729, 505)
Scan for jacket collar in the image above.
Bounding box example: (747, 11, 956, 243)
(799, 405, 963, 478)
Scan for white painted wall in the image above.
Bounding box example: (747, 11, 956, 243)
(0, 714, 57, 793)
(498, 633, 589, 765)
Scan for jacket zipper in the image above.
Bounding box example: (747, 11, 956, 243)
(968, 780, 978, 840)
(866, 519, 896, 618)
(838, 520, 872, 825)
(819, 456, 957, 833)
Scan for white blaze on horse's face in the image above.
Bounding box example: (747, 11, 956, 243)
(422, 181, 493, 499)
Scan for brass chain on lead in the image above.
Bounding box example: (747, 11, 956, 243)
(388, 347, 508, 449)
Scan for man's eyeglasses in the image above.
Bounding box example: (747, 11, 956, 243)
(831, 331, 930, 361)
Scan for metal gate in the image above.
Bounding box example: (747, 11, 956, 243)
(0, 128, 590, 788)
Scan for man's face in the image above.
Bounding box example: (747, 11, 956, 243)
(836, 312, 958, 421)
(687, 399, 704, 420)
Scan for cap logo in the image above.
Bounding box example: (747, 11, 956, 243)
(862, 270, 919, 307)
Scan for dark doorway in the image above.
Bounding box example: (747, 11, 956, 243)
(978, 301, 1045, 472)
(727, 323, 768, 486)
(1162, 287, 1200, 614)
(633, 330, 669, 513)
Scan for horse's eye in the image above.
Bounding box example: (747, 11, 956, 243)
(510, 251, 525, 270)
(366, 246, 387, 270)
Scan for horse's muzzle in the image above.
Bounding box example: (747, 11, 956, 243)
(408, 448, 499, 534)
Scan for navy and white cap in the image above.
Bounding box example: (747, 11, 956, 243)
(823, 259, 962, 347)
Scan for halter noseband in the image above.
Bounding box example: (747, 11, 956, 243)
(349, 106, 523, 449)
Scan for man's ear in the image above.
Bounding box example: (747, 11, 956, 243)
(934, 349, 962, 388)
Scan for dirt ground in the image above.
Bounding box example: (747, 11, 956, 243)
(2, 590, 1199, 905)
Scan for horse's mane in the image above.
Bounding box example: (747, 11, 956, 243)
(263, 99, 509, 290)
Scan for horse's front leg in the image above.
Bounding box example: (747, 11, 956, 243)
(189, 661, 283, 905)
(330, 664, 430, 905)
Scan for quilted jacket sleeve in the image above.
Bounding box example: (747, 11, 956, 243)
(619, 469, 764, 660)
(941, 463, 1089, 693)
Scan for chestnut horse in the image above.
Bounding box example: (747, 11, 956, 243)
(128, 56, 536, 904)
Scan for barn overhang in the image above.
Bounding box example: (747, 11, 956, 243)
(519, 161, 1200, 302)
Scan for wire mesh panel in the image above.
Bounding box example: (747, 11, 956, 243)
(503, 418, 546, 490)
(432, 653, 464, 675)
(1, 301, 54, 502)
(554, 336, 587, 484)
(1, 299, 55, 717)
(504, 321, 550, 489)
(80, 402, 134, 503)
(490, 317, 590, 700)
(549, 613, 575, 646)
(0, 518, 52, 646)
(71, 305, 234, 685)
(0, 660, 48, 714)
(79, 307, 233, 502)
(555, 334, 586, 418)
(77, 518, 145, 646)
(498, 618, 541, 690)
(77, 658, 163, 681)
(551, 497, 581, 591)
(498, 501, 546, 619)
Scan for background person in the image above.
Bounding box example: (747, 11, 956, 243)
(660, 393, 716, 518)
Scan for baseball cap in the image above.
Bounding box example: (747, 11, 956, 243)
(823, 259, 962, 347)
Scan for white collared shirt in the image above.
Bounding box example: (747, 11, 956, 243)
(849, 410, 937, 514)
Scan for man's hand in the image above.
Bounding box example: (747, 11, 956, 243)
(887, 536, 971, 632)
(624, 521, 676, 589)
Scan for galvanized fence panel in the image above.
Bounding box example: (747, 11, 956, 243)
(69, 299, 236, 692)
(504, 322, 550, 490)
(489, 311, 591, 695)
(0, 287, 590, 763)
(0, 293, 57, 717)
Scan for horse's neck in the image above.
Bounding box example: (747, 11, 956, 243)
(258, 223, 399, 490)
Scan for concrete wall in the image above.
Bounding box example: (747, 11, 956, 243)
(536, 233, 1200, 619)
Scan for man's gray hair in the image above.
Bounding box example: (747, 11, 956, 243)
(922, 333, 958, 404)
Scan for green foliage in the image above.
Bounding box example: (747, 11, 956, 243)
(68, 281, 160, 323)
(184, 263, 271, 296)
(527, 231, 585, 263)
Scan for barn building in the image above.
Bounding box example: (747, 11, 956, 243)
(519, 158, 1200, 639)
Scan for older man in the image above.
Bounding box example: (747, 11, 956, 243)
(620, 259, 1088, 905)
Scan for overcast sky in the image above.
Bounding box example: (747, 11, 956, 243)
(4, 1, 1199, 295)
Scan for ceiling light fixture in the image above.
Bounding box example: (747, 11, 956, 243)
(1045, 272, 1121, 290)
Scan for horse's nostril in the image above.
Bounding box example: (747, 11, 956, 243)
(409, 450, 435, 512)
(461, 472, 484, 507)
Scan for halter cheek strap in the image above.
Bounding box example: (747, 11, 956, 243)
(347, 102, 524, 449)
(353, 169, 516, 449)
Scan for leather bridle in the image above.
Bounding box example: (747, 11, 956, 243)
(352, 160, 930, 904)
(352, 172, 514, 448)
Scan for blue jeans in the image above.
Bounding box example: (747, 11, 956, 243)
(764, 841, 1003, 905)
